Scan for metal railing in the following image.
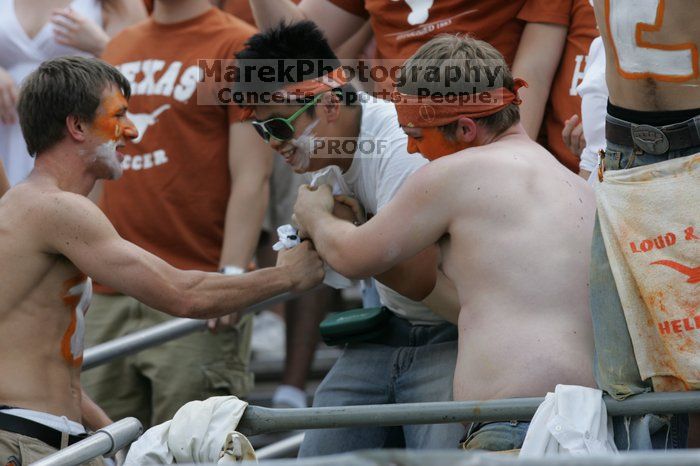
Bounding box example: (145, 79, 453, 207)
(257, 432, 306, 460)
(29, 418, 142, 466)
(252, 450, 700, 466)
(83, 290, 305, 370)
(237, 391, 700, 436)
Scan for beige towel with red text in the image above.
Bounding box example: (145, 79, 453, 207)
(596, 153, 699, 391)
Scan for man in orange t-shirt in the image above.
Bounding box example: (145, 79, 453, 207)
(535, 0, 598, 172)
(82, 0, 274, 427)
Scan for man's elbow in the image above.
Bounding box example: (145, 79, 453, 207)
(165, 273, 206, 319)
(329, 251, 380, 280)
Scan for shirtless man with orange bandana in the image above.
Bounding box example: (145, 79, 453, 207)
(0, 56, 323, 464)
(293, 34, 597, 452)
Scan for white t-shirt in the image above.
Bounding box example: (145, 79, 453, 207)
(577, 37, 608, 180)
(329, 93, 445, 325)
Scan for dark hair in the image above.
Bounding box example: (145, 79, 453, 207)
(17, 56, 131, 157)
(232, 21, 358, 112)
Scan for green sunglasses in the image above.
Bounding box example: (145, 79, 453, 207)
(252, 93, 325, 143)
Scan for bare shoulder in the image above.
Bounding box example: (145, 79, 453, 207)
(10, 185, 109, 249)
(402, 155, 463, 196)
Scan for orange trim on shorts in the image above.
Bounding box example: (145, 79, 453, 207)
(605, 0, 699, 82)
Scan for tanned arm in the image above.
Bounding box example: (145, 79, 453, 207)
(250, 0, 365, 48)
(43, 192, 323, 319)
(0, 160, 9, 197)
(80, 394, 112, 431)
(220, 123, 273, 270)
(294, 162, 451, 280)
(511, 22, 568, 139)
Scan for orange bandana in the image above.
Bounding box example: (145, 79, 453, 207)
(277, 67, 348, 100)
(393, 78, 528, 128)
(241, 67, 348, 120)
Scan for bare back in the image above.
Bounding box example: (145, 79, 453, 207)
(0, 181, 88, 421)
(440, 135, 596, 401)
(594, 0, 700, 111)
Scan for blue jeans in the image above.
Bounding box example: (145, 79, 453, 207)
(460, 421, 529, 451)
(298, 317, 462, 457)
(590, 126, 697, 449)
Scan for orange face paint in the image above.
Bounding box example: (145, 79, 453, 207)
(92, 90, 137, 142)
(406, 127, 472, 161)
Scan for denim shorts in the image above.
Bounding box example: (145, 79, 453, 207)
(459, 421, 530, 452)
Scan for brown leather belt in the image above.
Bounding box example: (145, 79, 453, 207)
(605, 114, 700, 155)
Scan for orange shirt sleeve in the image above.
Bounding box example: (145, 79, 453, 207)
(517, 0, 572, 27)
(325, 0, 370, 19)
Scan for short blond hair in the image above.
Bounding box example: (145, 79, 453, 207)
(397, 34, 520, 137)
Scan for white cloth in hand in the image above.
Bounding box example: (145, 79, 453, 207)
(520, 384, 617, 456)
(124, 396, 254, 465)
(273, 224, 301, 251)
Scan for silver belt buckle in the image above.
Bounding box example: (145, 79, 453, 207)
(631, 124, 670, 155)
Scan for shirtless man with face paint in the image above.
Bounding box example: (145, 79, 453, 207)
(293, 35, 597, 452)
(0, 56, 323, 464)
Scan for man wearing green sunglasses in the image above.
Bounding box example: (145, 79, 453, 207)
(234, 21, 464, 456)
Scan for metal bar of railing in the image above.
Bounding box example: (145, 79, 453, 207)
(237, 391, 700, 436)
(253, 450, 700, 466)
(82, 290, 304, 370)
(256, 432, 305, 460)
(29, 418, 142, 466)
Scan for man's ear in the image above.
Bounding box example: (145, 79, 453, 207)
(320, 91, 341, 124)
(65, 115, 88, 142)
(454, 117, 478, 144)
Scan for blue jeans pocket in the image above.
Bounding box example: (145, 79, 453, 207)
(461, 422, 529, 451)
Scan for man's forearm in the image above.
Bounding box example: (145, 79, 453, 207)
(0, 161, 9, 197)
(80, 393, 112, 431)
(511, 22, 568, 138)
(220, 182, 269, 269)
(306, 212, 379, 278)
(182, 266, 294, 319)
(250, 0, 305, 30)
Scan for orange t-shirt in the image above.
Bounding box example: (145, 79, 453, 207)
(521, 0, 598, 172)
(219, 0, 301, 26)
(96, 9, 256, 294)
(328, 0, 570, 64)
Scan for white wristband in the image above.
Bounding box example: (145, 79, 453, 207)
(219, 265, 244, 275)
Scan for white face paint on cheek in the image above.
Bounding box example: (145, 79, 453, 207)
(95, 140, 123, 179)
(289, 119, 321, 172)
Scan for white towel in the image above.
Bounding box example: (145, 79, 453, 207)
(124, 396, 255, 465)
(520, 385, 618, 456)
(596, 154, 700, 391)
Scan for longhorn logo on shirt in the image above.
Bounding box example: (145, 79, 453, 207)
(652, 260, 700, 284)
(392, 0, 434, 25)
(128, 104, 171, 144)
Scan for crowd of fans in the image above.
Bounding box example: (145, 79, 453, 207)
(0, 0, 697, 463)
